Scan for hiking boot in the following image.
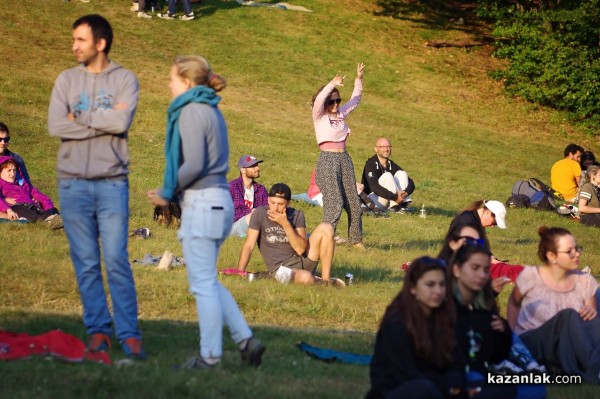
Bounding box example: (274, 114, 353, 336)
(178, 355, 219, 370)
(180, 13, 195, 20)
(138, 11, 152, 19)
(157, 12, 175, 19)
(88, 333, 111, 352)
(121, 337, 147, 360)
(239, 337, 265, 367)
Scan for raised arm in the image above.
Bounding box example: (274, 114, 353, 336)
(312, 74, 345, 121)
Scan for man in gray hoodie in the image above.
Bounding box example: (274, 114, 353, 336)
(48, 14, 145, 360)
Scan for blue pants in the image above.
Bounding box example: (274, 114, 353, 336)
(168, 0, 191, 15)
(178, 188, 252, 359)
(59, 178, 141, 341)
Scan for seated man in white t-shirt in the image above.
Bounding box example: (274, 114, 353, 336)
(237, 183, 344, 287)
(229, 155, 269, 237)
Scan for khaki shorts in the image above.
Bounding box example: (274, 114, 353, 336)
(270, 254, 318, 275)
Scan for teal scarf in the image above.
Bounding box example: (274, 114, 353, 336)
(162, 85, 221, 200)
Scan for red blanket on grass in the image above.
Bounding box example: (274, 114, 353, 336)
(0, 329, 110, 365)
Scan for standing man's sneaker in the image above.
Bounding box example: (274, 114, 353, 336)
(130, 2, 139, 11)
(121, 337, 147, 360)
(239, 337, 265, 367)
(180, 13, 195, 20)
(157, 12, 175, 20)
(88, 333, 111, 352)
(138, 11, 152, 19)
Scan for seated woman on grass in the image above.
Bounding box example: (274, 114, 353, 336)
(367, 256, 464, 399)
(0, 156, 62, 228)
(438, 221, 546, 377)
(577, 165, 600, 227)
(507, 226, 600, 383)
(448, 240, 519, 399)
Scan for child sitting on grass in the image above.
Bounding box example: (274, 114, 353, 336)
(0, 156, 62, 228)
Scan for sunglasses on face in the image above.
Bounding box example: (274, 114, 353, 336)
(463, 237, 487, 247)
(327, 98, 342, 106)
(0, 136, 10, 143)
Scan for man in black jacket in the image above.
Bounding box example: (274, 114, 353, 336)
(361, 137, 415, 212)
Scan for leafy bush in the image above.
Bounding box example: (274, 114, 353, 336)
(478, 0, 600, 132)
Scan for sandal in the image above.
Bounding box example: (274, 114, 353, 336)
(334, 236, 347, 244)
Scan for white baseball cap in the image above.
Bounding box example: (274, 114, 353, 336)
(484, 200, 507, 229)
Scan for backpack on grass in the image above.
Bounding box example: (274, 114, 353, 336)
(507, 178, 558, 212)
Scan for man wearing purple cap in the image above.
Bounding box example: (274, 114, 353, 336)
(228, 155, 269, 237)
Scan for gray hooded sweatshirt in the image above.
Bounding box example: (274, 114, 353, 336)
(48, 61, 138, 179)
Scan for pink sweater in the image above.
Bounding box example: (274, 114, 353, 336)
(312, 79, 362, 147)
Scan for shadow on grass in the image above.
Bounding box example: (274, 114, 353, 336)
(0, 310, 373, 399)
(373, 0, 494, 43)
(194, 0, 268, 18)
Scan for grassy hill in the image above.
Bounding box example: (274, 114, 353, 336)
(0, 1, 598, 398)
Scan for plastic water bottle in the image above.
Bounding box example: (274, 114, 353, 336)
(419, 204, 427, 219)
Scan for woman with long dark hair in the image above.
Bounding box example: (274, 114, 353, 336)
(311, 63, 365, 249)
(147, 55, 264, 369)
(367, 257, 462, 399)
(448, 241, 517, 398)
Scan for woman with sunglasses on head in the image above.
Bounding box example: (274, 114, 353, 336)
(311, 63, 366, 250)
(507, 227, 600, 383)
(147, 55, 264, 369)
(367, 257, 464, 399)
(448, 240, 519, 399)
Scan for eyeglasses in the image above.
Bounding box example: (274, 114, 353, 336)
(376, 145, 392, 149)
(556, 245, 583, 258)
(0, 136, 10, 143)
(327, 98, 342, 106)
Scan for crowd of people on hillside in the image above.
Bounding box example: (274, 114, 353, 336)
(2, 11, 600, 397)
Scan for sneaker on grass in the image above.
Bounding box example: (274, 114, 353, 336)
(88, 333, 111, 352)
(138, 11, 152, 19)
(239, 337, 265, 367)
(157, 12, 175, 20)
(180, 13, 195, 20)
(121, 337, 147, 360)
(178, 355, 219, 370)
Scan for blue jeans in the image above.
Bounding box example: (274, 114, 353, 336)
(59, 178, 141, 341)
(178, 188, 252, 359)
(168, 0, 191, 15)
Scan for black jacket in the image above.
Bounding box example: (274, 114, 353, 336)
(367, 316, 464, 399)
(361, 155, 415, 201)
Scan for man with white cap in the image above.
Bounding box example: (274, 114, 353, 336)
(229, 155, 268, 237)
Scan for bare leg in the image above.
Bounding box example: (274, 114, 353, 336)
(307, 223, 335, 281)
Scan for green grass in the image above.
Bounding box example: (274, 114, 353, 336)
(0, 0, 598, 398)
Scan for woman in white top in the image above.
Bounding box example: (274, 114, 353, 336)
(507, 226, 600, 383)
